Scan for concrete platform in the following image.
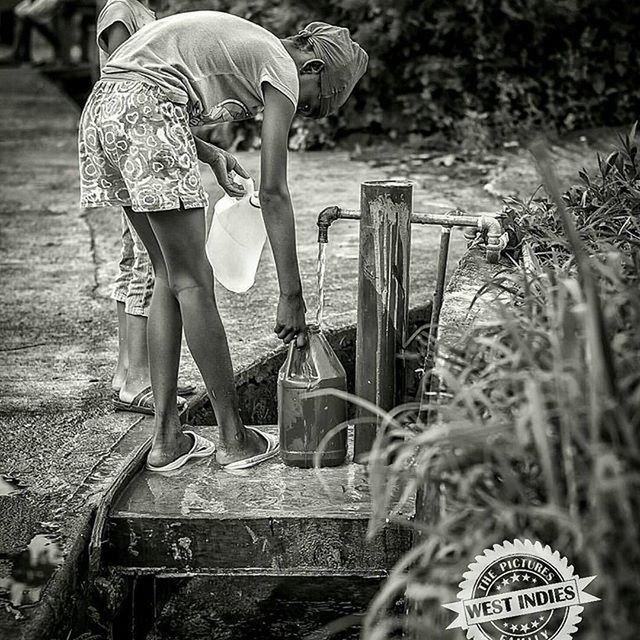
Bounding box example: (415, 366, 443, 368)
(106, 426, 414, 578)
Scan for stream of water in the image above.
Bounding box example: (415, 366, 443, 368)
(315, 242, 327, 327)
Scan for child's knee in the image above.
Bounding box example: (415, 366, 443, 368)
(168, 268, 213, 298)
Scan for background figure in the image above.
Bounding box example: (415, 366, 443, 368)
(96, 0, 194, 414)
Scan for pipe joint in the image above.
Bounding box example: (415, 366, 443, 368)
(316, 206, 361, 243)
(478, 215, 507, 264)
(316, 206, 342, 244)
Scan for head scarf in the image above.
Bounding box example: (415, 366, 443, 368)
(297, 22, 368, 118)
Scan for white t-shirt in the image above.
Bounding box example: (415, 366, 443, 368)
(101, 11, 300, 126)
(96, 0, 155, 69)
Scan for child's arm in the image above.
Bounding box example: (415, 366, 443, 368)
(102, 21, 131, 56)
(258, 83, 306, 348)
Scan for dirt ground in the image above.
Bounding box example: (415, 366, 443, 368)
(0, 65, 625, 636)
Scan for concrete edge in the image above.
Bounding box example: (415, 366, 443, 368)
(437, 246, 513, 354)
(19, 511, 95, 640)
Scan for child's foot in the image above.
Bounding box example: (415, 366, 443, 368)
(111, 366, 128, 393)
(118, 377, 152, 404)
(215, 426, 268, 466)
(114, 378, 196, 398)
(147, 430, 195, 469)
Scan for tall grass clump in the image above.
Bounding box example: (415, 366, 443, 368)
(360, 126, 640, 640)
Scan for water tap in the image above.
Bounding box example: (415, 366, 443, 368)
(463, 213, 508, 264)
(316, 206, 342, 244)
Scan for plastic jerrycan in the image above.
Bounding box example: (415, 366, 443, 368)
(206, 176, 266, 293)
(278, 325, 348, 468)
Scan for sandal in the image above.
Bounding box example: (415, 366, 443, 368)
(111, 382, 196, 398)
(146, 430, 216, 472)
(222, 426, 280, 471)
(113, 386, 188, 416)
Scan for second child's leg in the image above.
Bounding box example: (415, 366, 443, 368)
(119, 218, 153, 402)
(113, 301, 128, 391)
(119, 313, 149, 398)
(112, 212, 134, 392)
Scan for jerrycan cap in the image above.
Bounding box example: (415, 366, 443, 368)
(235, 176, 260, 208)
(306, 323, 321, 334)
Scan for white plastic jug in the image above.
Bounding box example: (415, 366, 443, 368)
(206, 176, 267, 293)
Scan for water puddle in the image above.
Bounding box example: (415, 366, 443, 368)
(315, 242, 327, 327)
(0, 534, 63, 608)
(0, 475, 27, 496)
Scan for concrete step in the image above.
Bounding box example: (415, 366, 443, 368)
(105, 425, 414, 578)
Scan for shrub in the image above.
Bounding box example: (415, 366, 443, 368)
(162, 0, 640, 146)
(358, 126, 640, 638)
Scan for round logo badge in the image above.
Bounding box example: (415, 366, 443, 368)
(443, 540, 598, 640)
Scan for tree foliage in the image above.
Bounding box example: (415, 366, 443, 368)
(163, 0, 640, 143)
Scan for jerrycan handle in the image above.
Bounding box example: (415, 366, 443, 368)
(236, 175, 254, 196)
(283, 339, 304, 378)
(236, 175, 261, 209)
(282, 325, 320, 379)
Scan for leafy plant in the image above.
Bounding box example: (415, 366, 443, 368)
(357, 126, 640, 638)
(160, 0, 640, 147)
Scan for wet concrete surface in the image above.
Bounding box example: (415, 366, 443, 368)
(113, 426, 394, 521)
(0, 64, 625, 638)
(106, 425, 412, 576)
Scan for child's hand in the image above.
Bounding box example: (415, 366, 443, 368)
(274, 292, 307, 349)
(209, 148, 250, 198)
(193, 136, 250, 198)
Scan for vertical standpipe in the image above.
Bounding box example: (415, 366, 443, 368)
(354, 181, 412, 463)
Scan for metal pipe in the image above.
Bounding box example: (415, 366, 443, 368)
(428, 227, 451, 354)
(317, 206, 505, 262)
(319, 207, 500, 227)
(354, 181, 412, 463)
(419, 227, 451, 418)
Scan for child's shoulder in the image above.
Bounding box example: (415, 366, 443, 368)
(98, 0, 147, 19)
(97, 0, 153, 30)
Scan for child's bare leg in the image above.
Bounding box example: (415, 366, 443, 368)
(146, 269, 185, 462)
(119, 314, 149, 399)
(112, 300, 128, 392)
(119, 215, 154, 400)
(124, 208, 192, 467)
(146, 207, 266, 464)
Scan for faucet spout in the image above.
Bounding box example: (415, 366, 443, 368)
(317, 206, 342, 243)
(317, 206, 361, 243)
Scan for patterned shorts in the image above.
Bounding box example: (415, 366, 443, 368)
(78, 80, 208, 213)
